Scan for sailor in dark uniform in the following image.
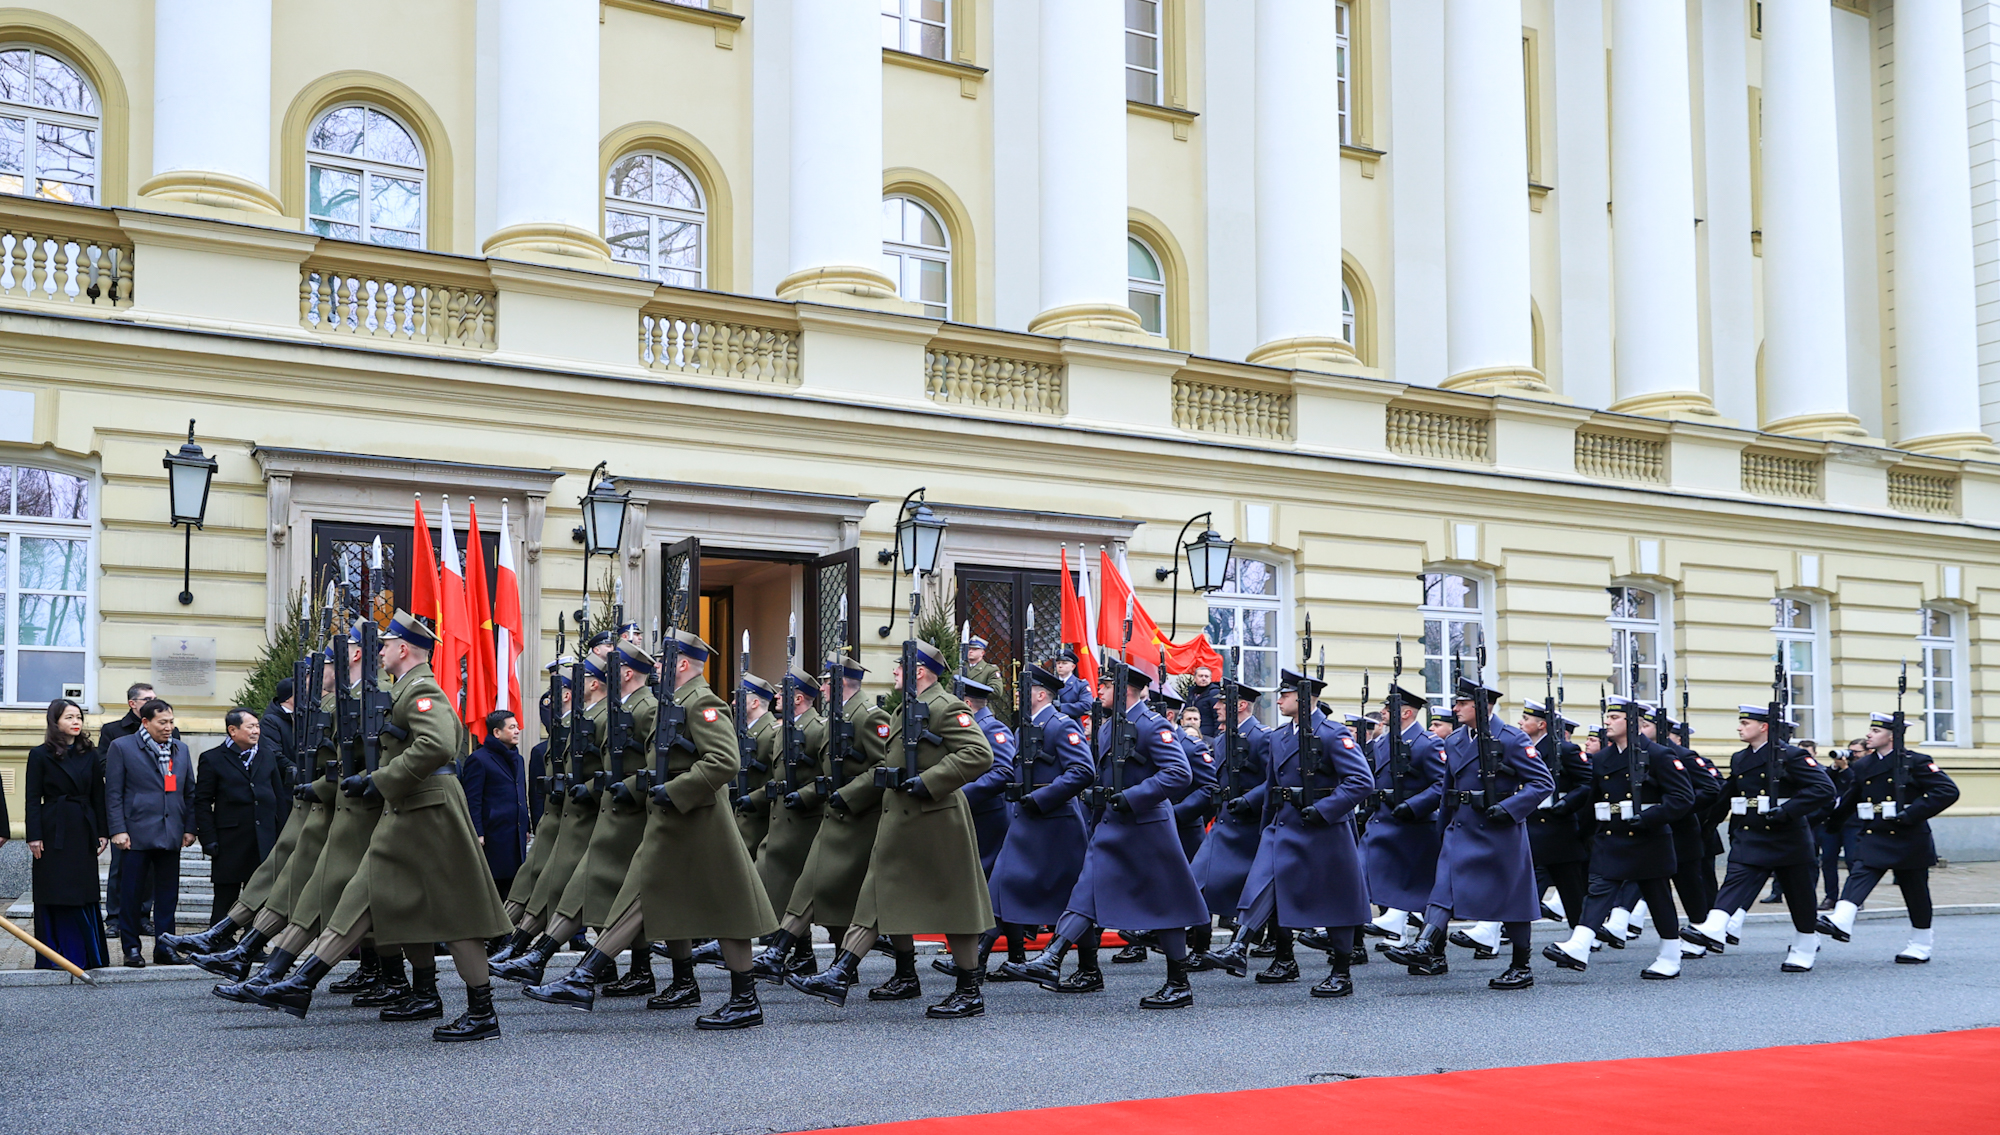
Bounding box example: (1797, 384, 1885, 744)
(1817, 712, 1960, 963)
(1520, 700, 1591, 929)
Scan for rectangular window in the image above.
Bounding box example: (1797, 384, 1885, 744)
(0, 465, 93, 705)
(883, 0, 948, 61)
(1125, 0, 1162, 105)
(1206, 557, 1282, 725)
(1420, 572, 1487, 716)
(1771, 596, 1825, 743)
(1335, 1, 1351, 146)
(1607, 586, 1669, 702)
(1918, 607, 1964, 746)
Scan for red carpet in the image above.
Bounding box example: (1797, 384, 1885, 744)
(822, 1028, 2000, 1135)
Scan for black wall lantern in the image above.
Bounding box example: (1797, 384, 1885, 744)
(162, 419, 218, 606)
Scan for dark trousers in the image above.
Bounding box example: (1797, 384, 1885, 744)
(1840, 862, 1933, 929)
(1716, 859, 1819, 933)
(1814, 822, 1854, 901)
(119, 847, 180, 952)
(1536, 861, 1588, 927)
(1581, 874, 1680, 940)
(210, 876, 243, 927)
(103, 846, 156, 930)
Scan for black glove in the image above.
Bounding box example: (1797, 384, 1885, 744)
(1762, 809, 1792, 830)
(1226, 796, 1256, 819)
(649, 782, 676, 811)
(568, 781, 594, 804)
(340, 773, 371, 799)
(783, 791, 805, 811)
(902, 777, 931, 799)
(1300, 805, 1331, 828)
(1392, 802, 1418, 822)
(732, 794, 756, 815)
(1635, 808, 1666, 831)
(1483, 804, 1513, 824)
(828, 792, 850, 815)
(1109, 791, 1132, 813)
(1017, 793, 1043, 816)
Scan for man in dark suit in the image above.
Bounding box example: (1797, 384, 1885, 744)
(257, 679, 298, 789)
(461, 709, 531, 901)
(193, 707, 290, 925)
(104, 698, 195, 966)
(99, 682, 159, 937)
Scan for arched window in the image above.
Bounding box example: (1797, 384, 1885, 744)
(1607, 585, 1669, 701)
(1420, 571, 1488, 715)
(1128, 235, 1166, 335)
(0, 463, 92, 705)
(1341, 282, 1356, 346)
(306, 105, 425, 248)
(606, 151, 706, 287)
(883, 195, 949, 319)
(0, 46, 100, 204)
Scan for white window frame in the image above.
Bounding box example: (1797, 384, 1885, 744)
(306, 104, 426, 249)
(0, 460, 97, 709)
(1204, 555, 1287, 726)
(1125, 0, 1162, 105)
(604, 150, 707, 288)
(0, 45, 100, 205)
(1771, 593, 1830, 744)
(1606, 583, 1674, 705)
(1917, 604, 1969, 748)
(1420, 569, 1495, 716)
(882, 195, 950, 319)
(1128, 234, 1166, 336)
(1335, 1, 1352, 146)
(882, 0, 949, 60)
(1340, 281, 1356, 346)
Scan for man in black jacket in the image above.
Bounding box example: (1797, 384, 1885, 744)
(100, 682, 160, 937)
(258, 679, 298, 789)
(193, 708, 290, 923)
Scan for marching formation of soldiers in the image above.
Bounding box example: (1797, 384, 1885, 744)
(160, 572, 1962, 1042)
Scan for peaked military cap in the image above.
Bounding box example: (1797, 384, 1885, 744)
(586, 630, 613, 650)
(1117, 655, 1160, 688)
(831, 653, 867, 681)
(381, 610, 438, 651)
(960, 676, 995, 697)
(741, 673, 776, 701)
(1236, 686, 1270, 705)
(666, 628, 714, 662)
(1451, 675, 1502, 704)
(1155, 685, 1186, 709)
(1386, 684, 1429, 711)
(615, 640, 655, 675)
(545, 656, 572, 675)
(617, 621, 642, 639)
(1737, 704, 1773, 722)
(582, 657, 607, 682)
(1056, 647, 1079, 664)
(966, 635, 989, 650)
(1280, 667, 1327, 697)
(787, 664, 823, 698)
(1429, 710, 1454, 726)
(1869, 711, 1898, 726)
(910, 639, 950, 675)
(1028, 663, 1063, 693)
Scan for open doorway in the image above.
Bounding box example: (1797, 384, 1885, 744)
(661, 541, 860, 694)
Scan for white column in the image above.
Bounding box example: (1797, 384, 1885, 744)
(483, 0, 610, 265)
(1550, 0, 1612, 411)
(1701, 0, 1758, 426)
(1029, 0, 1148, 342)
(1759, 0, 1864, 438)
(1247, 0, 1358, 370)
(1442, 0, 1547, 393)
(140, 0, 281, 218)
(777, 0, 903, 307)
(1608, 0, 1714, 418)
(1894, 1, 1994, 454)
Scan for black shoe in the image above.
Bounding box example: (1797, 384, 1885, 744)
(601, 953, 656, 998)
(994, 942, 1068, 991)
(152, 944, 187, 966)
(487, 929, 532, 966)
(1310, 971, 1354, 998)
(122, 949, 145, 969)
(352, 954, 411, 1008)
(434, 983, 500, 1042)
(927, 966, 986, 1019)
(1817, 896, 1836, 912)
(249, 954, 333, 1019)
(786, 948, 819, 977)
(746, 929, 797, 984)
(1541, 902, 1564, 922)
(1489, 964, 1535, 990)
(1383, 924, 1444, 969)
(213, 948, 296, 1003)
(380, 966, 444, 1022)
(161, 917, 238, 958)
(788, 951, 861, 1007)
(1726, 934, 1740, 946)
(329, 948, 382, 995)
(648, 959, 702, 1010)
(1448, 930, 1498, 960)
(1815, 915, 1851, 944)
(1296, 930, 1335, 953)
(1182, 950, 1220, 973)
(490, 934, 561, 986)
(697, 971, 765, 1030)
(1054, 966, 1105, 993)
(524, 948, 617, 1013)
(1541, 943, 1587, 971)
(1256, 958, 1300, 984)
(1359, 920, 1400, 939)
(1210, 942, 1250, 978)
(1110, 943, 1150, 963)
(1139, 960, 1193, 1009)
(688, 939, 727, 968)
(137, 916, 156, 937)
(1680, 925, 1727, 952)
(193, 926, 271, 981)
(1761, 890, 1783, 904)
(1348, 947, 1369, 967)
(1593, 925, 1627, 950)
(1250, 942, 1278, 957)
(869, 951, 922, 1001)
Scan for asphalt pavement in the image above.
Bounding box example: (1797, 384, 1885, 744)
(5, 914, 1999, 1135)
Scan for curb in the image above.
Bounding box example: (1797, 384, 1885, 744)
(5, 904, 1993, 987)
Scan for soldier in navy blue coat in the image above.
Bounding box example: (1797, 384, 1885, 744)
(996, 656, 1208, 1009)
(1236, 668, 1374, 998)
(983, 665, 1095, 979)
(1520, 701, 1591, 930)
(1681, 705, 1836, 972)
(1052, 649, 1094, 722)
(1359, 685, 1445, 951)
(1386, 677, 1553, 989)
(1191, 686, 1271, 972)
(1111, 693, 1219, 966)
(958, 679, 1016, 877)
(1542, 701, 1695, 979)
(1818, 712, 1959, 963)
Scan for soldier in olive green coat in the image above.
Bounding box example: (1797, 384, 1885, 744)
(735, 680, 777, 855)
(790, 641, 994, 1020)
(963, 636, 1006, 725)
(503, 664, 571, 923)
(527, 631, 776, 1030)
(248, 612, 511, 1043)
(734, 666, 828, 975)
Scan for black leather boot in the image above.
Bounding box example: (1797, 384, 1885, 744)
(1489, 963, 1535, 990)
(1257, 930, 1300, 983)
(329, 947, 382, 995)
(1449, 928, 1500, 959)
(1384, 923, 1449, 974)
(1056, 935, 1105, 993)
(487, 928, 533, 965)
(1140, 958, 1194, 1009)
(926, 965, 986, 1019)
(1312, 950, 1354, 998)
(352, 954, 411, 1008)
(380, 965, 444, 1021)
(985, 929, 1029, 982)
(648, 958, 702, 1009)
(524, 947, 617, 1012)
(787, 950, 861, 1007)
(162, 915, 238, 958)
(869, 947, 922, 1000)
(433, 982, 499, 1042)
(601, 949, 656, 997)
(688, 938, 727, 968)
(696, 970, 764, 1030)
(1111, 942, 1150, 963)
(213, 947, 294, 1003)
(993, 936, 1070, 989)
(490, 934, 561, 985)
(1209, 941, 1250, 978)
(786, 937, 819, 976)
(193, 925, 272, 981)
(249, 953, 334, 1018)
(747, 929, 798, 984)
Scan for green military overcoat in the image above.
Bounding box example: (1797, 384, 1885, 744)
(241, 699, 336, 914)
(783, 691, 891, 926)
(555, 686, 656, 927)
(330, 662, 510, 944)
(851, 680, 995, 935)
(286, 684, 386, 935)
(505, 712, 569, 908)
(734, 711, 776, 856)
(525, 697, 606, 920)
(753, 705, 827, 912)
(611, 676, 777, 940)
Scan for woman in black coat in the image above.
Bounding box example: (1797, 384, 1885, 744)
(25, 698, 109, 970)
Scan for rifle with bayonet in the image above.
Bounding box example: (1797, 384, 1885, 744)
(1763, 653, 1791, 817)
(876, 579, 937, 792)
(598, 594, 631, 802)
(776, 615, 804, 803)
(819, 596, 853, 801)
(1006, 649, 1033, 804)
(1470, 643, 1499, 810)
(294, 601, 334, 801)
(647, 562, 692, 811)
(1379, 636, 1412, 807)
(342, 539, 390, 798)
(731, 630, 756, 808)
(1621, 636, 1646, 822)
(1890, 657, 1910, 814)
(541, 613, 570, 805)
(1675, 675, 1691, 748)
(1083, 595, 1136, 808)
(1217, 645, 1248, 803)
(1279, 615, 1322, 811)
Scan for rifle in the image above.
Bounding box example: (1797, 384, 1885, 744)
(343, 538, 389, 796)
(777, 615, 803, 800)
(1471, 642, 1498, 810)
(1282, 615, 1322, 810)
(955, 619, 971, 700)
(294, 601, 334, 801)
(1675, 675, 1691, 748)
(1217, 645, 1247, 803)
(876, 578, 938, 791)
(598, 595, 630, 801)
(1621, 634, 1645, 820)
(1543, 643, 1559, 748)
(649, 561, 692, 811)
(1890, 657, 1910, 813)
(1084, 594, 1137, 808)
(541, 613, 570, 804)
(819, 594, 853, 801)
(1006, 640, 1034, 804)
(564, 631, 596, 804)
(289, 590, 311, 784)
(732, 630, 756, 807)
(1380, 636, 1411, 807)
(1765, 653, 1790, 809)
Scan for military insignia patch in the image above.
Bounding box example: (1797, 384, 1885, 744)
(876, 722, 891, 739)
(995, 732, 1009, 745)
(1159, 730, 1175, 743)
(416, 697, 433, 712)
(1202, 753, 1214, 763)
(1067, 732, 1081, 744)
(702, 707, 719, 723)
(1929, 762, 1939, 772)
(1580, 754, 1590, 763)
(956, 712, 973, 727)
(1672, 759, 1684, 770)
(1340, 736, 1357, 750)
